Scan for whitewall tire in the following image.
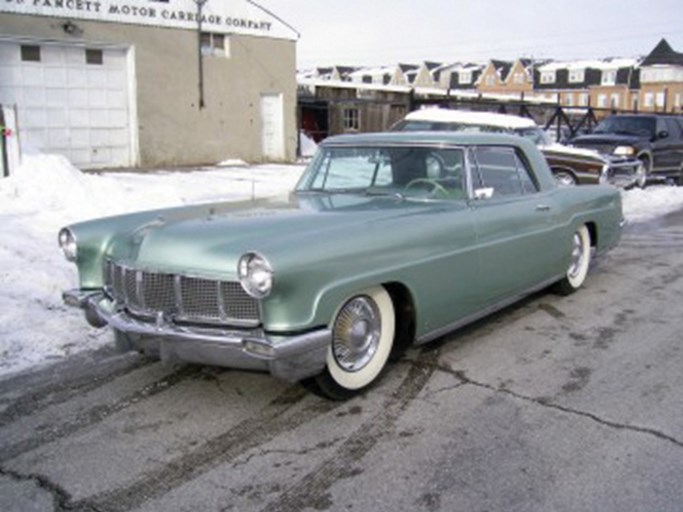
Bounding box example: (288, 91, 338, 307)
(314, 286, 395, 400)
(556, 225, 592, 295)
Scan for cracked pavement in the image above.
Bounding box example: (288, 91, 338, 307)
(1, 210, 683, 512)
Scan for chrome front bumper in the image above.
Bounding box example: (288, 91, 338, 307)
(601, 159, 645, 188)
(63, 289, 331, 382)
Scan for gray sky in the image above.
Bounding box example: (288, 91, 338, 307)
(258, 0, 683, 69)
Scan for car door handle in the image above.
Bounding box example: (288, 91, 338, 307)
(535, 204, 551, 212)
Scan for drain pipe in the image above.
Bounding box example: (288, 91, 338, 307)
(195, 0, 207, 110)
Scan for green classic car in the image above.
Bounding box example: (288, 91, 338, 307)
(59, 132, 624, 399)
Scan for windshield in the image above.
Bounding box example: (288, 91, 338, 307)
(593, 116, 656, 137)
(513, 127, 551, 146)
(296, 145, 467, 201)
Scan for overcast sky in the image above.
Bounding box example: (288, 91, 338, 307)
(258, 0, 683, 69)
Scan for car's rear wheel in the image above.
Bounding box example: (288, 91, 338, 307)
(312, 286, 395, 400)
(555, 225, 592, 296)
(552, 169, 577, 187)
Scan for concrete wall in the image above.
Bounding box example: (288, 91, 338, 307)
(0, 13, 297, 166)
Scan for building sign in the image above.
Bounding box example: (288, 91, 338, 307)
(0, 0, 299, 40)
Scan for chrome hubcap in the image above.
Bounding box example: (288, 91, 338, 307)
(556, 173, 576, 187)
(332, 296, 381, 372)
(568, 232, 585, 278)
(635, 164, 647, 188)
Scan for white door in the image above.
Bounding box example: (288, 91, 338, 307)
(0, 41, 133, 169)
(260, 93, 284, 161)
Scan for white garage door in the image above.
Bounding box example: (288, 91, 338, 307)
(0, 40, 133, 169)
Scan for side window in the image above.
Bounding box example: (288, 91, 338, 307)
(656, 118, 668, 136)
(471, 147, 537, 198)
(664, 118, 682, 139)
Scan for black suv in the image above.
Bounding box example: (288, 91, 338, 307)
(571, 114, 683, 184)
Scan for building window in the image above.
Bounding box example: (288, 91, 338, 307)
(485, 74, 496, 86)
(675, 93, 681, 109)
(565, 93, 574, 106)
(578, 93, 589, 106)
(21, 45, 41, 62)
(513, 72, 525, 84)
(568, 69, 584, 83)
(644, 92, 654, 108)
(597, 94, 608, 108)
(601, 70, 617, 86)
(610, 93, 620, 109)
(201, 32, 228, 57)
(85, 49, 103, 65)
(656, 92, 666, 108)
(343, 108, 360, 131)
(459, 71, 472, 84)
(540, 70, 556, 84)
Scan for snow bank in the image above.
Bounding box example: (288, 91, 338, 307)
(0, 151, 682, 380)
(299, 130, 318, 157)
(622, 184, 683, 222)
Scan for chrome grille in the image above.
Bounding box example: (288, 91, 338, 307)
(179, 276, 221, 321)
(221, 282, 260, 320)
(104, 261, 259, 327)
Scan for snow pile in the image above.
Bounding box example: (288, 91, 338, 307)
(299, 130, 318, 157)
(1, 151, 682, 380)
(622, 185, 683, 222)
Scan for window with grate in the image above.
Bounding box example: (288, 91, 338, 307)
(21, 45, 41, 62)
(343, 108, 360, 131)
(85, 49, 103, 65)
(201, 32, 229, 57)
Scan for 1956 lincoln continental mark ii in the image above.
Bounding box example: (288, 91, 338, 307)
(59, 133, 624, 399)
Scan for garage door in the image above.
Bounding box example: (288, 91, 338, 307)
(0, 40, 134, 169)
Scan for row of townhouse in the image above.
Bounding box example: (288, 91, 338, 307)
(300, 39, 683, 115)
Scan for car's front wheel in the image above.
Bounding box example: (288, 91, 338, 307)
(634, 162, 648, 189)
(555, 225, 592, 296)
(312, 286, 395, 400)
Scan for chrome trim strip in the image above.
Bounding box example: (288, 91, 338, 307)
(217, 281, 227, 322)
(174, 274, 183, 316)
(415, 274, 564, 345)
(136, 270, 144, 309)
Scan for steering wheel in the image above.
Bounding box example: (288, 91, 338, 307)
(404, 178, 450, 198)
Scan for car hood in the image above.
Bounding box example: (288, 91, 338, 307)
(540, 143, 603, 160)
(106, 192, 466, 278)
(572, 133, 644, 147)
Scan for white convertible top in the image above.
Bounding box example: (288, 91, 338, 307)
(404, 108, 537, 130)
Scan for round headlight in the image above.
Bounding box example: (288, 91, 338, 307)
(58, 228, 77, 262)
(237, 252, 273, 299)
(613, 145, 635, 156)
